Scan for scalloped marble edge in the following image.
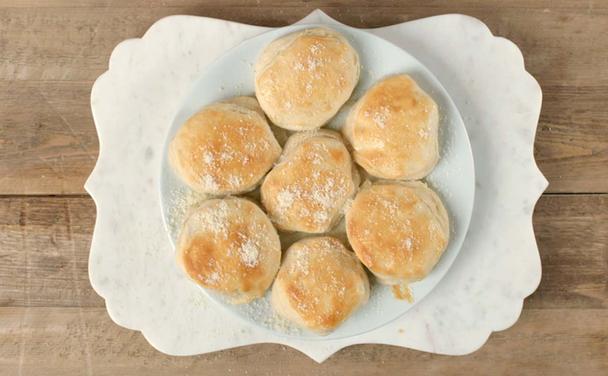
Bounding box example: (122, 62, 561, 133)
(85, 10, 547, 363)
(370, 13, 548, 345)
(86, 15, 271, 333)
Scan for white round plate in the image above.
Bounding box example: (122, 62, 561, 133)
(160, 23, 475, 340)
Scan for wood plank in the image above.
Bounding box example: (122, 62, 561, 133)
(1, 3, 607, 194)
(526, 194, 608, 309)
(0, 3, 607, 83)
(2, 79, 605, 194)
(1, 0, 608, 9)
(1, 195, 606, 310)
(535, 85, 608, 193)
(0, 81, 98, 195)
(0, 196, 102, 307)
(0, 307, 606, 375)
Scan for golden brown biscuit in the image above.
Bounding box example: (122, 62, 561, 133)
(169, 97, 281, 195)
(177, 197, 281, 304)
(261, 130, 359, 233)
(345, 181, 449, 285)
(342, 74, 439, 180)
(255, 27, 360, 131)
(271, 237, 369, 334)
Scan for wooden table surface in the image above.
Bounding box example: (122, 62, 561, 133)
(0, 1, 606, 374)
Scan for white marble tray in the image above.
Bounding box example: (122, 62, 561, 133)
(86, 10, 547, 362)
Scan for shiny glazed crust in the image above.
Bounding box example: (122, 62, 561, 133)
(255, 27, 360, 130)
(261, 130, 359, 233)
(177, 198, 281, 304)
(342, 74, 439, 180)
(169, 97, 281, 195)
(271, 236, 370, 334)
(345, 181, 449, 285)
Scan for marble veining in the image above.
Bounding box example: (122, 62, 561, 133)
(86, 10, 547, 362)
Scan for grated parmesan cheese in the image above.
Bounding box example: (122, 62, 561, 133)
(239, 238, 260, 268)
(200, 174, 219, 191)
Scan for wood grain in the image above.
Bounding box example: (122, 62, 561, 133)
(527, 195, 608, 309)
(0, 194, 606, 374)
(0, 196, 101, 307)
(0, 307, 606, 375)
(2, 0, 607, 9)
(0, 81, 98, 195)
(0, 1, 607, 193)
(1, 195, 606, 309)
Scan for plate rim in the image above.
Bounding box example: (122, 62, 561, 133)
(158, 21, 476, 340)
